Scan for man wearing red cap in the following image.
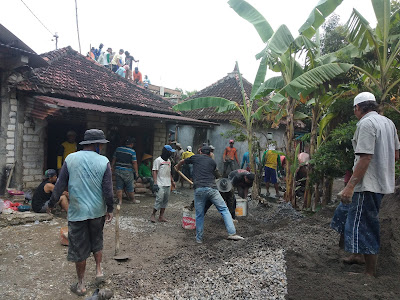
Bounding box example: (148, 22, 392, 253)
(223, 140, 239, 177)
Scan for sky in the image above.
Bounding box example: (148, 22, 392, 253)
(1, 0, 376, 92)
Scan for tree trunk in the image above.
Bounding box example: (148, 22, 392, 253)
(304, 103, 319, 210)
(313, 180, 321, 212)
(248, 129, 260, 201)
(322, 177, 333, 206)
(284, 97, 296, 207)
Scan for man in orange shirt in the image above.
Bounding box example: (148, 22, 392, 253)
(223, 139, 239, 177)
(133, 67, 142, 84)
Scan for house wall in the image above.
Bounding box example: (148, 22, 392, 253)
(174, 123, 286, 172)
(152, 122, 167, 158)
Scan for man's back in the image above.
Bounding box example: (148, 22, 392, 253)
(185, 154, 217, 189)
(113, 146, 136, 170)
(353, 112, 399, 194)
(65, 151, 109, 221)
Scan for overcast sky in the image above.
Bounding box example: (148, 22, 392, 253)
(2, 0, 375, 92)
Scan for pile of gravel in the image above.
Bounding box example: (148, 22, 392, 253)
(133, 248, 287, 300)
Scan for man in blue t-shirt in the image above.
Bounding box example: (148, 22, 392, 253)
(49, 129, 114, 296)
(111, 137, 139, 205)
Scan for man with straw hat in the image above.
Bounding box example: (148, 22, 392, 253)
(49, 129, 114, 296)
(138, 153, 154, 192)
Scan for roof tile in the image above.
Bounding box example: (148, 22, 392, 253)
(17, 46, 175, 114)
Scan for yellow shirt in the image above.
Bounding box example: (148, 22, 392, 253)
(57, 141, 77, 169)
(182, 151, 194, 160)
(264, 150, 278, 169)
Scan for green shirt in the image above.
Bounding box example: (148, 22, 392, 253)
(139, 162, 152, 177)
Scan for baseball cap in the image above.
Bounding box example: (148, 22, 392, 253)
(45, 169, 57, 178)
(164, 145, 176, 152)
(354, 92, 376, 106)
(229, 139, 234, 143)
(187, 146, 192, 151)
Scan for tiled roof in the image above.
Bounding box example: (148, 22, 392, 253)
(182, 67, 253, 122)
(17, 46, 175, 114)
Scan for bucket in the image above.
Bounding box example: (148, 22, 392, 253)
(182, 208, 196, 230)
(235, 197, 247, 217)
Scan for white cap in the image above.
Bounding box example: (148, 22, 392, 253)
(187, 146, 192, 151)
(354, 92, 376, 106)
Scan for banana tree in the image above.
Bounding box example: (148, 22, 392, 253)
(346, 0, 400, 105)
(173, 60, 267, 201)
(230, 0, 353, 206)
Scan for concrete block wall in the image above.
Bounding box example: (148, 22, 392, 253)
(21, 119, 47, 189)
(86, 112, 108, 155)
(5, 96, 18, 165)
(152, 122, 167, 158)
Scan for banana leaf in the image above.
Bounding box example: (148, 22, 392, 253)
(228, 0, 274, 43)
(299, 0, 344, 38)
(172, 97, 237, 113)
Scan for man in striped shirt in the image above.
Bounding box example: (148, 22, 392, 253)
(112, 137, 139, 205)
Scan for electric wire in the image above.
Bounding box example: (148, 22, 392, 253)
(19, 0, 54, 36)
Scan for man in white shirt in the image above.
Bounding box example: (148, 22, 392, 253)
(150, 145, 176, 223)
(332, 92, 399, 277)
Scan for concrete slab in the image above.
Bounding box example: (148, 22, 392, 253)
(0, 211, 53, 227)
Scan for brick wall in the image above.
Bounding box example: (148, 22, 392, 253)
(5, 96, 17, 165)
(21, 118, 47, 189)
(152, 122, 167, 157)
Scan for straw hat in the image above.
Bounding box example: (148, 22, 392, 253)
(142, 154, 152, 161)
(216, 178, 232, 192)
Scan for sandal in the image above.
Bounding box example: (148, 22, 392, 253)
(70, 282, 87, 296)
(95, 275, 105, 284)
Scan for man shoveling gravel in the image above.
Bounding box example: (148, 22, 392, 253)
(176, 145, 244, 243)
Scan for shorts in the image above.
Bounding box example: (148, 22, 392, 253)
(264, 166, 277, 184)
(154, 186, 171, 210)
(38, 200, 50, 213)
(115, 169, 134, 193)
(344, 192, 383, 255)
(330, 202, 350, 234)
(67, 216, 105, 262)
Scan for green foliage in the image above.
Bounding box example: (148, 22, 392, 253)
(310, 120, 357, 182)
(321, 14, 348, 55)
(175, 88, 198, 100)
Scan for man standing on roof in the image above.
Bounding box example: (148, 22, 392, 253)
(261, 146, 282, 198)
(133, 67, 143, 84)
(124, 51, 139, 80)
(93, 43, 103, 61)
(331, 92, 399, 277)
(57, 131, 77, 174)
(111, 49, 124, 72)
(111, 137, 140, 205)
(49, 129, 114, 297)
(223, 140, 239, 177)
(176, 146, 244, 243)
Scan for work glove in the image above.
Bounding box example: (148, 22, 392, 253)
(153, 184, 159, 193)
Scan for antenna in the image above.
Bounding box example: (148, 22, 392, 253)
(52, 32, 59, 49)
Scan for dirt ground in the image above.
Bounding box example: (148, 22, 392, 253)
(0, 180, 400, 299)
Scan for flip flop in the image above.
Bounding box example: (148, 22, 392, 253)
(70, 282, 87, 296)
(95, 275, 105, 284)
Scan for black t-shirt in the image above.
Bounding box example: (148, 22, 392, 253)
(185, 154, 217, 189)
(32, 180, 52, 212)
(228, 169, 253, 188)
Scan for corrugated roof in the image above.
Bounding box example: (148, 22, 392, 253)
(182, 67, 253, 122)
(17, 46, 176, 114)
(32, 96, 218, 126)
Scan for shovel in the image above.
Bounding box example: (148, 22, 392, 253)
(113, 204, 129, 261)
